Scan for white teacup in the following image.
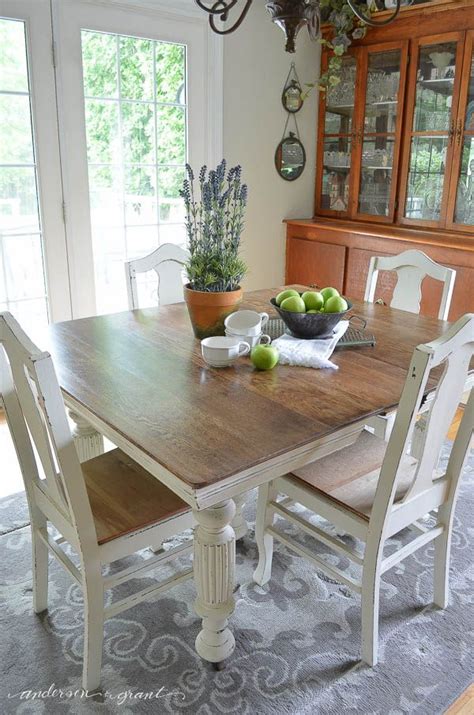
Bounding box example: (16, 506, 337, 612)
(224, 309, 269, 337)
(225, 328, 271, 348)
(201, 336, 250, 368)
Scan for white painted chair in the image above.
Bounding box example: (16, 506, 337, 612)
(0, 312, 194, 692)
(253, 313, 473, 667)
(364, 249, 457, 441)
(124, 243, 189, 310)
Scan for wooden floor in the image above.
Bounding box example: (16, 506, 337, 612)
(445, 684, 474, 714)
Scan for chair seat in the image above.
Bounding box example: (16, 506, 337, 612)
(82, 449, 191, 545)
(291, 430, 418, 520)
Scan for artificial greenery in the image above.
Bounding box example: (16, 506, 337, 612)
(181, 160, 248, 293)
(310, 0, 373, 92)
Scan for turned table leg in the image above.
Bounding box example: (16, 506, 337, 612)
(68, 410, 104, 463)
(231, 492, 248, 540)
(193, 499, 236, 665)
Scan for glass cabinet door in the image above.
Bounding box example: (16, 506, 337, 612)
(448, 32, 474, 231)
(318, 55, 358, 215)
(355, 44, 407, 221)
(401, 35, 464, 226)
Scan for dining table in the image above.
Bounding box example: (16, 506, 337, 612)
(44, 286, 449, 667)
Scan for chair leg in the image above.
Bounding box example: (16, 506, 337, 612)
(253, 482, 276, 587)
(433, 527, 451, 609)
(82, 573, 105, 693)
(32, 522, 49, 614)
(361, 562, 382, 667)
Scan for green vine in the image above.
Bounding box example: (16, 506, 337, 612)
(304, 0, 375, 94)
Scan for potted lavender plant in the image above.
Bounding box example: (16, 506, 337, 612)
(181, 160, 248, 338)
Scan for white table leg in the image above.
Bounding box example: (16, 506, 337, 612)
(68, 410, 104, 463)
(193, 499, 236, 665)
(231, 492, 248, 540)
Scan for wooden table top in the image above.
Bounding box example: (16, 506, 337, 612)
(46, 287, 449, 490)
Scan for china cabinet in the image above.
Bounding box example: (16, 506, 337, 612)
(287, 1, 474, 320)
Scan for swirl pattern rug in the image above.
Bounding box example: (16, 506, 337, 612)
(0, 442, 472, 715)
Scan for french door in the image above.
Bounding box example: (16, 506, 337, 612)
(0, 0, 71, 332)
(53, 0, 217, 317)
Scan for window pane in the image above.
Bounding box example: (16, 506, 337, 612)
(88, 165, 123, 227)
(454, 136, 474, 225)
(321, 137, 351, 212)
(324, 56, 357, 135)
(364, 50, 401, 134)
(120, 37, 153, 101)
(413, 42, 457, 133)
(3, 234, 46, 301)
(358, 138, 395, 217)
(158, 166, 185, 223)
(157, 105, 185, 164)
(156, 42, 186, 104)
(85, 100, 120, 164)
(0, 19, 49, 328)
(81, 31, 187, 314)
(122, 102, 155, 164)
(124, 166, 156, 225)
(0, 94, 34, 163)
(404, 136, 447, 221)
(82, 31, 118, 98)
(0, 19, 28, 92)
(0, 167, 40, 235)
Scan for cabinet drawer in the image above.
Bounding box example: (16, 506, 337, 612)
(286, 238, 346, 292)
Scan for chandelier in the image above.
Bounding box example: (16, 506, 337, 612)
(195, 1, 401, 53)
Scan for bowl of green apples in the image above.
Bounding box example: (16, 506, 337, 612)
(271, 288, 352, 339)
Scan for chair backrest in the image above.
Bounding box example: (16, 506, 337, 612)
(364, 249, 456, 321)
(0, 312, 98, 555)
(371, 313, 473, 538)
(124, 243, 189, 310)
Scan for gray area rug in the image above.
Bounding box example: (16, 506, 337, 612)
(0, 442, 472, 715)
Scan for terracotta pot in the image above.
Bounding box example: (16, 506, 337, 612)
(184, 284, 243, 339)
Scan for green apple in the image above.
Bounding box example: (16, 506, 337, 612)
(307, 309, 321, 313)
(324, 295, 348, 313)
(275, 288, 300, 306)
(250, 344, 279, 370)
(321, 287, 340, 303)
(301, 290, 324, 311)
(280, 295, 306, 313)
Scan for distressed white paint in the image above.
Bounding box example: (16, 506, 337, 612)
(193, 499, 236, 664)
(125, 244, 190, 310)
(253, 313, 474, 666)
(0, 312, 195, 692)
(364, 249, 457, 440)
(364, 249, 456, 321)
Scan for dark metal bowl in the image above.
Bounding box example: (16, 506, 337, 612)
(270, 296, 353, 339)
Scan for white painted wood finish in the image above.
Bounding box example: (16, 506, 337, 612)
(364, 249, 456, 321)
(253, 313, 474, 666)
(364, 249, 457, 441)
(193, 499, 236, 664)
(0, 312, 194, 692)
(125, 244, 189, 309)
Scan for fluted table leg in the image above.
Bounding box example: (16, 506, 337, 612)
(231, 492, 248, 540)
(68, 410, 104, 463)
(193, 499, 236, 665)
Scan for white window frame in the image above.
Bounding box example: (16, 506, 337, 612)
(0, 0, 72, 323)
(52, 0, 223, 318)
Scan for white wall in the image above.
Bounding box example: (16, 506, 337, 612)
(222, 2, 320, 290)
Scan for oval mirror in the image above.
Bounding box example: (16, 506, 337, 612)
(275, 132, 306, 181)
(282, 79, 303, 113)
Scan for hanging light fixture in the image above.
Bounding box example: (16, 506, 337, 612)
(195, 0, 402, 54)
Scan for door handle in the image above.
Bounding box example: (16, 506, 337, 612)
(448, 119, 455, 145)
(456, 118, 463, 146)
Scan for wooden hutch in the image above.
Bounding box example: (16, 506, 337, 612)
(285, 0, 474, 320)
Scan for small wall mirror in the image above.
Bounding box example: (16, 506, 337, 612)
(275, 132, 306, 181)
(282, 79, 303, 113)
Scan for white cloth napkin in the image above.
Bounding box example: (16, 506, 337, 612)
(273, 320, 349, 369)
